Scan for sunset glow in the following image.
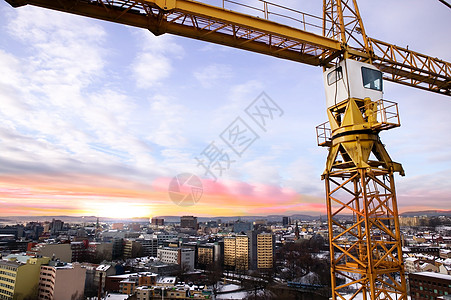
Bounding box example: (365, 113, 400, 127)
(0, 2, 450, 219)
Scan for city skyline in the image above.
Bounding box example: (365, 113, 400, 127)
(0, 0, 450, 218)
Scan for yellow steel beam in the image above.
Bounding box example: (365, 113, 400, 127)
(5, 0, 450, 95)
(154, 0, 340, 49)
(4, 0, 342, 67)
(369, 38, 451, 95)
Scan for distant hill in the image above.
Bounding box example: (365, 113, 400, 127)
(400, 210, 451, 217)
(0, 215, 149, 224)
(0, 213, 323, 224)
(156, 214, 320, 223)
(2, 210, 448, 225)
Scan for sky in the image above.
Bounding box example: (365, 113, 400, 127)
(0, 0, 450, 218)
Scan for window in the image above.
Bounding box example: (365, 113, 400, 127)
(327, 66, 343, 85)
(362, 67, 382, 91)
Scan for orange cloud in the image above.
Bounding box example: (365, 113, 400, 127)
(0, 173, 443, 218)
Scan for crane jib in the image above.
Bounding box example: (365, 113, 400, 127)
(3, 0, 450, 96)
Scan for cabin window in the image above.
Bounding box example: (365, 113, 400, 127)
(327, 66, 343, 85)
(362, 67, 382, 91)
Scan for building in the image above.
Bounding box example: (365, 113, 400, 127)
(180, 216, 198, 230)
(223, 235, 249, 271)
(123, 240, 143, 259)
(119, 273, 157, 295)
(419, 262, 439, 273)
(409, 272, 451, 299)
(224, 237, 236, 269)
(129, 223, 141, 232)
(38, 261, 86, 300)
(233, 221, 252, 234)
(282, 217, 290, 226)
(256, 233, 274, 270)
(236, 235, 250, 271)
(247, 231, 258, 270)
(197, 243, 221, 268)
(112, 223, 124, 230)
(0, 235, 19, 252)
(105, 274, 130, 293)
(70, 241, 87, 262)
(157, 247, 195, 271)
(197, 245, 213, 267)
(81, 263, 98, 298)
(150, 218, 164, 226)
(146, 261, 179, 276)
(86, 242, 113, 262)
(112, 237, 124, 259)
(30, 243, 72, 263)
(405, 257, 420, 274)
(154, 233, 178, 247)
(0, 255, 50, 300)
(30, 242, 87, 263)
(0, 225, 24, 239)
(51, 219, 64, 234)
(135, 284, 212, 300)
(399, 216, 420, 227)
(137, 237, 158, 257)
(94, 264, 117, 292)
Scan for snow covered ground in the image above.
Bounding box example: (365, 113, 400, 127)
(216, 284, 247, 300)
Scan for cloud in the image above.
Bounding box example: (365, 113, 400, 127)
(133, 52, 172, 88)
(397, 169, 451, 210)
(283, 157, 324, 196)
(0, 0, 449, 218)
(0, 6, 163, 181)
(194, 63, 233, 88)
(131, 31, 184, 88)
(7, 6, 105, 88)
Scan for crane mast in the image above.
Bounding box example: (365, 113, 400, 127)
(3, 0, 451, 299)
(321, 2, 407, 299)
(319, 59, 407, 299)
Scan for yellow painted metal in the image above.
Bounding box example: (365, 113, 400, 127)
(2, 0, 449, 299)
(4, 0, 450, 95)
(323, 0, 372, 61)
(369, 38, 451, 95)
(322, 97, 407, 300)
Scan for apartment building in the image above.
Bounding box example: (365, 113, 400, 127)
(224, 235, 249, 271)
(257, 233, 274, 270)
(0, 255, 50, 300)
(409, 272, 451, 299)
(123, 240, 143, 259)
(157, 247, 195, 271)
(224, 237, 236, 269)
(38, 262, 86, 300)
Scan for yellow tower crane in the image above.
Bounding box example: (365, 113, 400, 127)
(4, 0, 451, 299)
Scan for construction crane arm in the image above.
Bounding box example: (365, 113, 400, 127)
(369, 38, 451, 95)
(5, 0, 450, 96)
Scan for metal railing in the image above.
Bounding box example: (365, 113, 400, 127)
(316, 99, 400, 147)
(376, 99, 400, 127)
(316, 121, 331, 147)
(367, 99, 400, 130)
(218, 0, 325, 34)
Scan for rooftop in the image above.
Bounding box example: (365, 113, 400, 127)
(3, 254, 31, 264)
(413, 272, 451, 280)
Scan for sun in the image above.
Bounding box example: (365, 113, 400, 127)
(95, 202, 151, 219)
